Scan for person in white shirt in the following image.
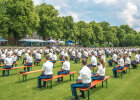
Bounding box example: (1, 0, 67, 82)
(57, 56, 70, 82)
(83, 50, 88, 58)
(70, 50, 75, 61)
(34, 51, 42, 65)
(24, 53, 33, 71)
(51, 52, 57, 63)
(3, 53, 13, 75)
(87, 52, 97, 67)
(11, 53, 17, 67)
(75, 51, 81, 63)
(0, 51, 6, 63)
(22, 52, 29, 64)
(112, 55, 124, 77)
(49, 51, 53, 60)
(59, 50, 64, 61)
(91, 58, 106, 80)
(38, 55, 53, 88)
(131, 52, 139, 69)
(124, 54, 131, 67)
(108, 52, 117, 67)
(71, 59, 91, 100)
(17, 50, 22, 60)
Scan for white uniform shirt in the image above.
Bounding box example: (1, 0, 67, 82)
(11, 55, 17, 61)
(52, 54, 57, 61)
(17, 51, 22, 56)
(125, 57, 131, 64)
(97, 64, 105, 76)
(77, 52, 81, 58)
(84, 51, 88, 57)
(118, 58, 124, 67)
(1, 54, 6, 60)
(36, 53, 41, 59)
(91, 55, 97, 65)
(4, 57, 13, 66)
(42, 61, 53, 75)
(27, 56, 33, 63)
(134, 54, 139, 62)
(25, 53, 29, 58)
(72, 51, 75, 56)
(27, 50, 30, 53)
(113, 54, 117, 61)
(49, 53, 53, 59)
(78, 66, 91, 84)
(62, 61, 70, 71)
(64, 53, 68, 57)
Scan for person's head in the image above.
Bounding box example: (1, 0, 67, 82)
(28, 53, 31, 56)
(53, 52, 55, 55)
(64, 56, 68, 61)
(46, 55, 50, 61)
(99, 58, 105, 68)
(82, 59, 87, 66)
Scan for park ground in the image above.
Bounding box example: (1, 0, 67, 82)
(0, 53, 140, 100)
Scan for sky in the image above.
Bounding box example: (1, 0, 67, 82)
(32, 0, 140, 32)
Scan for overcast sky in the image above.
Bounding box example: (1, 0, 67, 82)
(32, 0, 140, 32)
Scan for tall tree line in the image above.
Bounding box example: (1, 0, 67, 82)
(0, 1, 139, 46)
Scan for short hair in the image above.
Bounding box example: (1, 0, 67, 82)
(64, 56, 68, 60)
(46, 55, 50, 60)
(82, 59, 87, 65)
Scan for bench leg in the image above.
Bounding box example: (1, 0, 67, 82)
(50, 80, 52, 89)
(102, 81, 104, 88)
(7, 70, 9, 76)
(23, 75, 25, 81)
(106, 80, 108, 88)
(72, 74, 74, 81)
(70, 75, 71, 81)
(2, 70, 5, 76)
(25, 75, 27, 81)
(88, 90, 90, 100)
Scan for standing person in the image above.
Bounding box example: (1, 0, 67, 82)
(91, 58, 106, 80)
(3, 53, 13, 75)
(57, 56, 70, 82)
(71, 59, 91, 100)
(34, 51, 41, 65)
(87, 52, 97, 68)
(24, 53, 33, 72)
(112, 55, 124, 77)
(37, 55, 53, 88)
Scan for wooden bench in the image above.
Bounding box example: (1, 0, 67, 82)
(89, 65, 99, 72)
(2, 65, 35, 76)
(116, 67, 130, 79)
(42, 71, 77, 89)
(18, 70, 42, 81)
(78, 76, 110, 100)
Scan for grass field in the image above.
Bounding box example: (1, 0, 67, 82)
(0, 54, 140, 100)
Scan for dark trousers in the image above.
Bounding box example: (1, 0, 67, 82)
(17, 56, 21, 60)
(0, 59, 4, 64)
(91, 76, 105, 80)
(131, 61, 138, 69)
(38, 74, 53, 87)
(57, 70, 70, 81)
(124, 64, 130, 67)
(71, 83, 91, 98)
(23, 58, 27, 64)
(75, 58, 80, 63)
(113, 66, 124, 77)
(24, 63, 32, 71)
(51, 60, 57, 63)
(87, 65, 96, 67)
(3, 65, 12, 76)
(12, 61, 17, 67)
(34, 59, 41, 65)
(108, 59, 115, 67)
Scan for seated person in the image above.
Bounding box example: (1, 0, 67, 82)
(34, 51, 41, 65)
(51, 52, 57, 63)
(75, 51, 81, 63)
(112, 55, 124, 77)
(71, 59, 91, 100)
(124, 54, 131, 67)
(0, 51, 6, 64)
(87, 52, 97, 67)
(82, 50, 88, 59)
(91, 58, 106, 80)
(131, 52, 139, 69)
(108, 52, 117, 67)
(59, 50, 64, 61)
(17, 50, 22, 60)
(37, 55, 53, 88)
(22, 52, 29, 64)
(24, 53, 33, 72)
(11, 53, 17, 67)
(70, 50, 75, 60)
(57, 56, 70, 82)
(3, 53, 13, 75)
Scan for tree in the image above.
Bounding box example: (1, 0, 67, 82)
(0, 0, 39, 44)
(36, 3, 59, 40)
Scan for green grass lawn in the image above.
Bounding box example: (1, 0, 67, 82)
(0, 54, 140, 100)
